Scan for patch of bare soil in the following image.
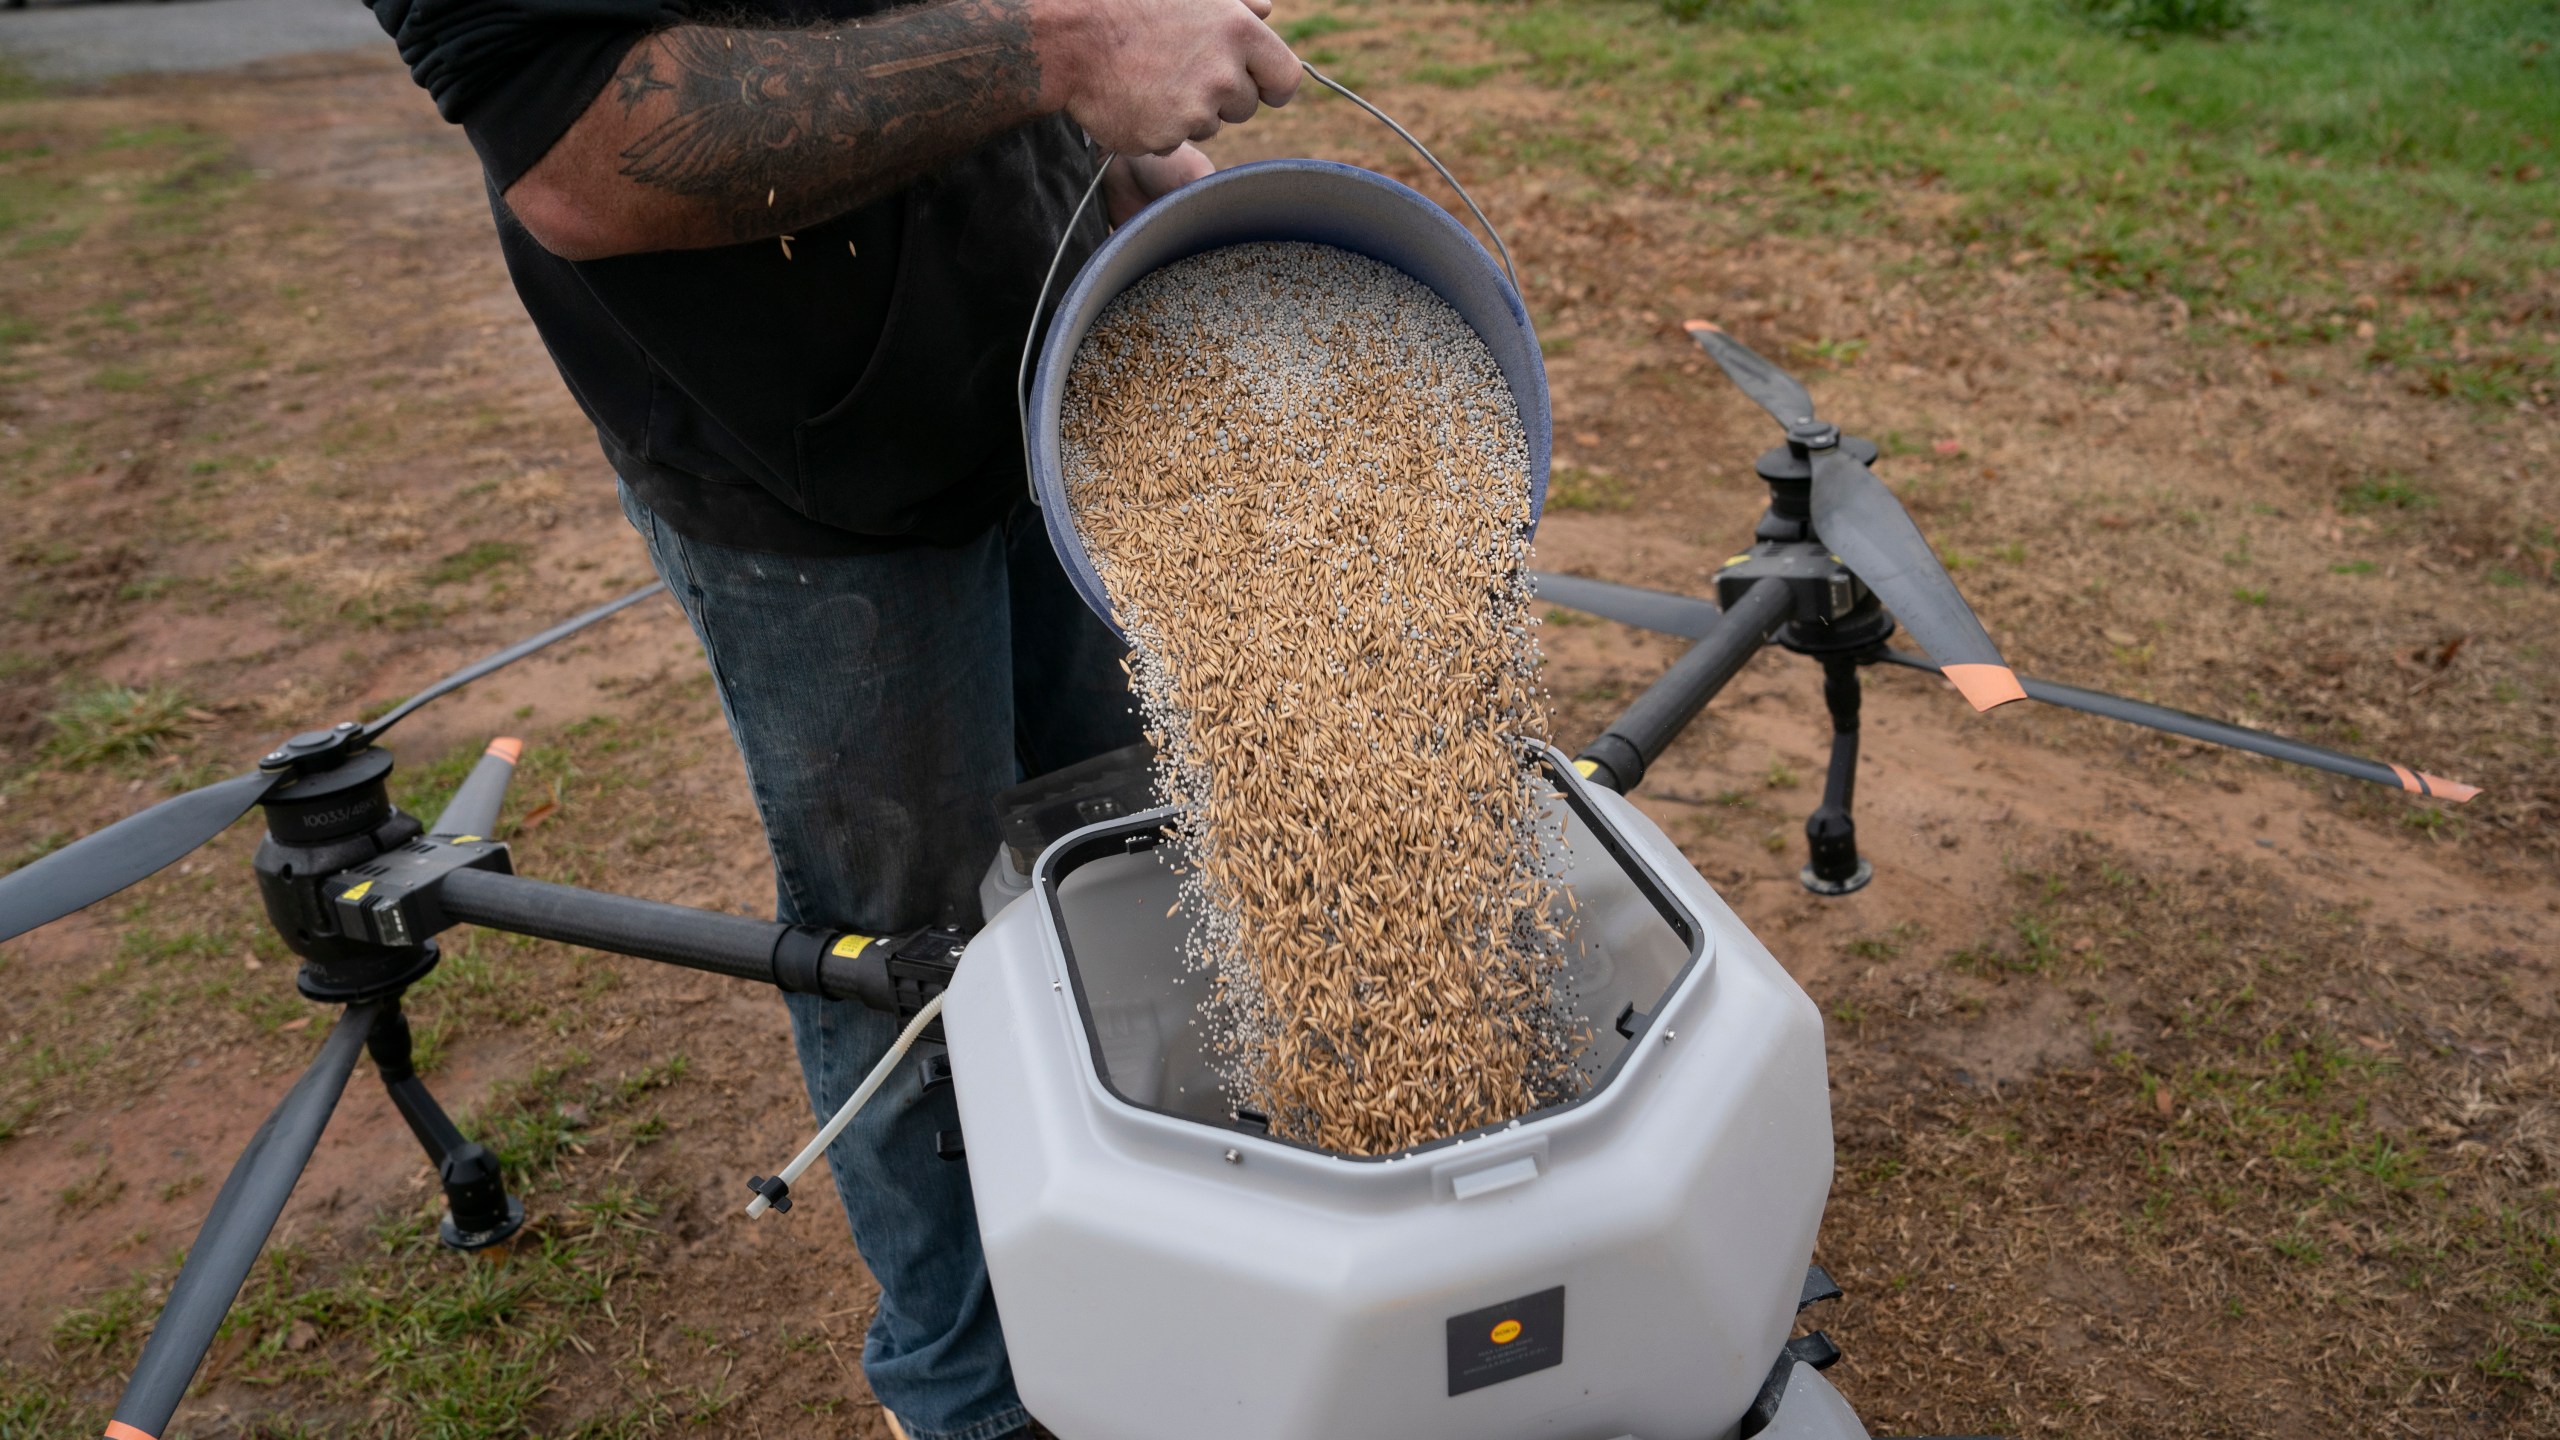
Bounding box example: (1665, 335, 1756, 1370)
(1, 9, 2553, 1438)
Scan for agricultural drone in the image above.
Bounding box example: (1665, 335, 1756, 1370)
(0, 324, 2478, 1440)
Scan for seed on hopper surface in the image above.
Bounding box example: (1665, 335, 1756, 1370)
(1060, 241, 1579, 1157)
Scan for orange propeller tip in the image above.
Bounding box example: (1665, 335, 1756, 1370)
(485, 736, 525, 764)
(2420, 772, 2481, 804)
(1943, 663, 2028, 712)
(2387, 762, 2478, 803)
(1681, 319, 1721, 334)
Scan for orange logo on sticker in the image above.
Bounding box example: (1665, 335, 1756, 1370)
(1489, 1320, 1523, 1344)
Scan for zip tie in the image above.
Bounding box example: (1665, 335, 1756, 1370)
(745, 992, 949, 1218)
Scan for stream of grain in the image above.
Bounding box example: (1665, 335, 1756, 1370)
(1060, 241, 1576, 1156)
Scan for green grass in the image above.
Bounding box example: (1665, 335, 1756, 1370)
(1843, 921, 1921, 960)
(424, 539, 527, 587)
(1415, 59, 1510, 88)
(48, 1271, 156, 1357)
(1842, 836, 2560, 1424)
(0, 1371, 89, 1437)
(1793, 335, 1869, 367)
(0, 110, 243, 276)
(1279, 12, 1362, 43)
(2339, 474, 2434, 513)
(392, 734, 501, 823)
(225, 1058, 688, 1415)
(1545, 463, 1633, 511)
(41, 684, 200, 770)
(92, 124, 199, 153)
(1661, 0, 1799, 27)
(53, 1160, 123, 1213)
(2066, 0, 2255, 40)
(24, 1054, 700, 1438)
(0, 57, 44, 104)
(1463, 0, 2560, 401)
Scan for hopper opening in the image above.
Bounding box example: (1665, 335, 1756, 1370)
(1036, 753, 1703, 1160)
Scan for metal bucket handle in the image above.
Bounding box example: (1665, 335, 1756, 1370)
(1013, 60, 1524, 484)
(1293, 60, 1521, 295)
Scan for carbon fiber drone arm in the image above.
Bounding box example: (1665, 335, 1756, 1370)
(1575, 578, 1794, 794)
(307, 858, 964, 1021)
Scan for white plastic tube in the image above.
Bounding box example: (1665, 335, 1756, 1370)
(746, 992, 949, 1218)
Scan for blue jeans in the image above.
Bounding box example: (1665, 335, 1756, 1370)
(621, 481, 1139, 1440)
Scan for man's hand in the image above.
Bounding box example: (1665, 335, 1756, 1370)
(1035, 0, 1299, 156)
(1103, 143, 1214, 224)
(503, 0, 1297, 263)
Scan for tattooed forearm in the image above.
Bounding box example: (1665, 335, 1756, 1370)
(504, 0, 1296, 261)
(611, 0, 1042, 241)
(613, 57, 674, 113)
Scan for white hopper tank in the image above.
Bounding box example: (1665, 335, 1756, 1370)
(943, 749, 1841, 1440)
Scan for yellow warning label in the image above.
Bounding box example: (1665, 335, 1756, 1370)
(1490, 1320, 1523, 1345)
(1572, 758, 1599, 778)
(831, 934, 874, 959)
(342, 880, 373, 902)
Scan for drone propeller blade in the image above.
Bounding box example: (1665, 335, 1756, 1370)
(430, 737, 524, 839)
(0, 768, 285, 945)
(1530, 571, 1724, 640)
(1, 587, 667, 947)
(361, 581, 668, 742)
(1879, 650, 2480, 801)
(1811, 447, 2023, 712)
(110, 1003, 379, 1440)
(1683, 320, 1818, 430)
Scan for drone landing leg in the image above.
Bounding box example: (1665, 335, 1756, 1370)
(1800, 657, 1873, 897)
(110, 1004, 380, 1440)
(367, 998, 525, 1251)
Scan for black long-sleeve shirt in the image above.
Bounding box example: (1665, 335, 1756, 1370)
(369, 0, 1103, 555)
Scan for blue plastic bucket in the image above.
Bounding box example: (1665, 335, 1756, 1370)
(1026, 158, 1551, 636)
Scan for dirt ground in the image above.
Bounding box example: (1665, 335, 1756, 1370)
(2, 12, 2554, 1439)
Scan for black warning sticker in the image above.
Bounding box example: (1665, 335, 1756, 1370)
(1445, 1285, 1565, 1396)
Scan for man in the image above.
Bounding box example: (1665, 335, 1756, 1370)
(365, 1, 1301, 1435)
